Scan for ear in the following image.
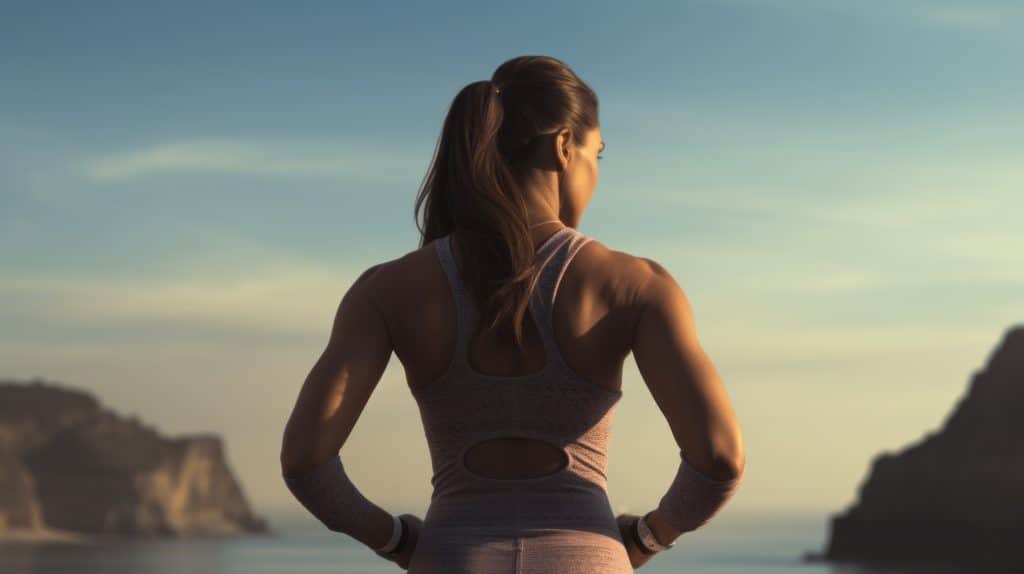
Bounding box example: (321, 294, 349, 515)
(555, 127, 574, 170)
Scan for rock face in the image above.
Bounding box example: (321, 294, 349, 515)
(0, 378, 270, 539)
(819, 324, 1024, 573)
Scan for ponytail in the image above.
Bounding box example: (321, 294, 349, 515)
(414, 56, 599, 351)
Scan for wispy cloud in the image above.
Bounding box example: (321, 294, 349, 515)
(76, 137, 428, 182)
(801, 270, 883, 293)
(0, 259, 366, 341)
(691, 0, 1017, 30)
(704, 318, 1008, 366)
(919, 5, 1008, 29)
(629, 174, 1022, 231)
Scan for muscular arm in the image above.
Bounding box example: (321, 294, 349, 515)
(279, 263, 398, 551)
(630, 256, 746, 541)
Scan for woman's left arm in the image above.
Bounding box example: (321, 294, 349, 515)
(279, 263, 401, 552)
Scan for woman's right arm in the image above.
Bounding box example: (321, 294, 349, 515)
(629, 256, 746, 545)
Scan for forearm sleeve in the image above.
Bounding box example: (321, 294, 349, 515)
(656, 449, 744, 534)
(283, 454, 385, 536)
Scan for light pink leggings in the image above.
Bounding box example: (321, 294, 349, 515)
(408, 526, 633, 573)
(407, 491, 633, 574)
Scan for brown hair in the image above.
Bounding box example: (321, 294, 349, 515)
(414, 55, 600, 351)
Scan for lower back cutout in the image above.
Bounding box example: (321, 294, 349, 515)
(463, 436, 569, 480)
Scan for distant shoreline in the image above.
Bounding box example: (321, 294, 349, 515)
(0, 527, 90, 544)
(0, 527, 277, 545)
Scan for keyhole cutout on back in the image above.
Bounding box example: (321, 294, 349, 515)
(463, 436, 570, 480)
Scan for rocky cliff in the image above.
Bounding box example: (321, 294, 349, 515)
(811, 324, 1024, 573)
(0, 378, 270, 539)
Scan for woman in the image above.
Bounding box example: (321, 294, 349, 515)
(280, 55, 745, 572)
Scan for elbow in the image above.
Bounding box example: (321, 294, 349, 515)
(699, 434, 745, 482)
(714, 426, 746, 479)
(281, 443, 338, 479)
(680, 447, 745, 482)
(280, 421, 321, 477)
(700, 454, 744, 482)
(715, 438, 745, 480)
(715, 442, 746, 481)
(718, 453, 745, 481)
(280, 445, 316, 478)
(280, 448, 300, 478)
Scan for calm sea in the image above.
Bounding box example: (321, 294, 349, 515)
(0, 511, 961, 574)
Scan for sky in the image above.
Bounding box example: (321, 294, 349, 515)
(2, 0, 1022, 530)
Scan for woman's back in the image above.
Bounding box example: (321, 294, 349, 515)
(381, 226, 642, 404)
(372, 225, 645, 572)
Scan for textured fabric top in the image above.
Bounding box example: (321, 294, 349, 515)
(412, 226, 624, 531)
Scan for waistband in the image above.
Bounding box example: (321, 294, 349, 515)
(422, 487, 620, 539)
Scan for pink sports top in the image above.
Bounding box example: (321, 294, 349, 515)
(413, 226, 625, 537)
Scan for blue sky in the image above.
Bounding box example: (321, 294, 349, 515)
(2, 0, 1022, 526)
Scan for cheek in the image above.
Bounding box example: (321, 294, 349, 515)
(568, 162, 597, 205)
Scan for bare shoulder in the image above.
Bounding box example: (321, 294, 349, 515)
(578, 238, 695, 350)
(628, 252, 694, 334)
(612, 246, 684, 306)
(356, 241, 439, 306)
(577, 237, 678, 306)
